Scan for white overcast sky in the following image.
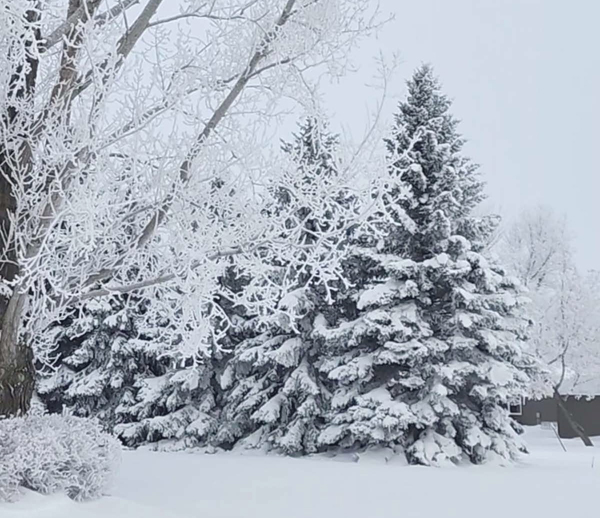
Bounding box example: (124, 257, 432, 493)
(321, 0, 599, 271)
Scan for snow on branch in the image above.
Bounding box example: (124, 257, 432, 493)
(0, 0, 387, 358)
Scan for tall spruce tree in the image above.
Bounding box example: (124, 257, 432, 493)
(315, 65, 544, 465)
(215, 118, 353, 454)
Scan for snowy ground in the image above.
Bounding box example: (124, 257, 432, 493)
(3, 426, 600, 518)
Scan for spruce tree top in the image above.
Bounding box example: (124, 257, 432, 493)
(385, 64, 488, 259)
(278, 117, 342, 247)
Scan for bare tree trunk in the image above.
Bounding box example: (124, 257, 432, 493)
(0, 293, 33, 416)
(0, 161, 33, 416)
(0, 4, 40, 417)
(0, 165, 31, 416)
(554, 389, 594, 447)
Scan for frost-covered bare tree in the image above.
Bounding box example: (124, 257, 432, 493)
(498, 206, 570, 291)
(546, 267, 600, 394)
(498, 207, 600, 390)
(498, 206, 600, 445)
(0, 0, 381, 416)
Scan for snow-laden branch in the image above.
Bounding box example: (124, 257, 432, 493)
(0, 0, 387, 358)
(40, 0, 140, 52)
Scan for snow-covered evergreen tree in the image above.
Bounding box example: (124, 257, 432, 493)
(37, 293, 219, 450)
(112, 181, 253, 450)
(315, 65, 545, 465)
(39, 281, 239, 451)
(112, 349, 222, 450)
(38, 296, 159, 426)
(40, 179, 250, 451)
(215, 118, 353, 454)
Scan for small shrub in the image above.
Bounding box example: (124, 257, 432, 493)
(0, 413, 121, 502)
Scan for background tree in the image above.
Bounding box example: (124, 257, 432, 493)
(498, 207, 570, 291)
(497, 207, 600, 446)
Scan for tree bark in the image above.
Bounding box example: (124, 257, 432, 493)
(0, 293, 33, 416)
(0, 4, 40, 417)
(0, 160, 32, 415)
(554, 389, 594, 447)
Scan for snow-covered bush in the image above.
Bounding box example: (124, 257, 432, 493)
(0, 413, 121, 502)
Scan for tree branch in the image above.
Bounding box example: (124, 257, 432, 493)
(74, 0, 164, 99)
(40, 0, 140, 52)
(74, 243, 261, 302)
(79, 0, 299, 291)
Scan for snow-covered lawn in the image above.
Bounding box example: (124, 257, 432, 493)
(3, 426, 599, 518)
